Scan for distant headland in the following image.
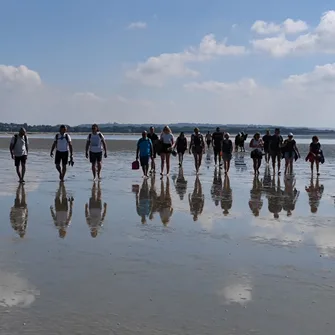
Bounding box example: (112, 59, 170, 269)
(1, 122, 335, 136)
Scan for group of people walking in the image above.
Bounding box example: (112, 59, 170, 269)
(135, 126, 325, 178)
(9, 125, 325, 183)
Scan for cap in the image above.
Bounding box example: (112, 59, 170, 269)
(225, 132, 230, 137)
(288, 132, 294, 137)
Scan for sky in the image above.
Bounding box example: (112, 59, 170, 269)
(1, 0, 335, 127)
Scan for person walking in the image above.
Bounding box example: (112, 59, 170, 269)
(189, 127, 205, 174)
(174, 132, 188, 167)
(148, 126, 159, 174)
(50, 125, 73, 182)
(212, 127, 224, 166)
(205, 131, 212, 149)
(262, 130, 272, 164)
(85, 124, 107, 180)
(282, 133, 300, 175)
(160, 126, 174, 176)
(306, 136, 323, 175)
(269, 128, 283, 175)
(136, 131, 154, 178)
(9, 127, 29, 183)
(250, 132, 264, 175)
(222, 133, 233, 174)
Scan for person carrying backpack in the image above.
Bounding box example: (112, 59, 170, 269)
(50, 125, 73, 182)
(9, 127, 29, 183)
(189, 127, 205, 174)
(85, 124, 107, 180)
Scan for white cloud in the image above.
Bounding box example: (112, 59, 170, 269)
(284, 63, 335, 89)
(252, 11, 335, 56)
(184, 78, 257, 93)
(126, 34, 245, 87)
(251, 19, 308, 35)
(127, 21, 147, 30)
(0, 65, 41, 88)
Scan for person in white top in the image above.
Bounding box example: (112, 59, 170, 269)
(249, 132, 264, 175)
(9, 127, 29, 183)
(85, 124, 107, 180)
(50, 125, 73, 182)
(160, 125, 174, 176)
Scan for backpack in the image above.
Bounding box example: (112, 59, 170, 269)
(13, 134, 28, 150)
(88, 132, 103, 142)
(56, 133, 70, 142)
(192, 134, 203, 147)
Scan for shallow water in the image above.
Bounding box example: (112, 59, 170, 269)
(1, 141, 335, 334)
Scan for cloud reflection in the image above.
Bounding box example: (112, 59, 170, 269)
(0, 270, 39, 308)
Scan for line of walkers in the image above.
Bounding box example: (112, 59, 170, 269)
(9, 125, 325, 182)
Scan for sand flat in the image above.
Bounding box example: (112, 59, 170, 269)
(0, 142, 335, 334)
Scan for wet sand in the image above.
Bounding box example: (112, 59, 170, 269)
(1, 141, 335, 334)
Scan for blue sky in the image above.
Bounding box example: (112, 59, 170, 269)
(1, 0, 335, 126)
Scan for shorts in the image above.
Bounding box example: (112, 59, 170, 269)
(284, 151, 294, 160)
(192, 146, 203, 154)
(140, 156, 150, 167)
(161, 143, 172, 154)
(222, 152, 232, 161)
(14, 155, 27, 167)
(270, 150, 281, 159)
(251, 149, 263, 159)
(55, 151, 69, 166)
(213, 145, 221, 155)
(177, 149, 186, 155)
(264, 146, 270, 153)
(89, 151, 102, 164)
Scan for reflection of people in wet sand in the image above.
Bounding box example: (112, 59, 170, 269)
(189, 177, 205, 221)
(234, 153, 247, 171)
(85, 182, 107, 237)
(211, 168, 222, 206)
(149, 176, 158, 221)
(135, 178, 152, 224)
(172, 168, 187, 201)
(305, 177, 324, 214)
(50, 182, 73, 238)
(267, 176, 283, 219)
(283, 176, 300, 216)
(10, 184, 28, 238)
(221, 174, 232, 216)
(158, 178, 173, 225)
(249, 176, 263, 217)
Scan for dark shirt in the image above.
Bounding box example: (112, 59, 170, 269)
(222, 139, 233, 153)
(176, 137, 187, 152)
(269, 135, 283, 152)
(148, 133, 158, 142)
(262, 135, 272, 150)
(212, 132, 223, 147)
(284, 139, 296, 152)
(310, 142, 321, 154)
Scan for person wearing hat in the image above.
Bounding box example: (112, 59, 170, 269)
(222, 133, 233, 174)
(9, 127, 29, 183)
(282, 133, 300, 175)
(189, 127, 205, 174)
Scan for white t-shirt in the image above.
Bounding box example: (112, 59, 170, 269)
(55, 133, 71, 152)
(10, 135, 28, 157)
(161, 133, 174, 144)
(87, 132, 105, 153)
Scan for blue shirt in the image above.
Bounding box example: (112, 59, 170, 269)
(137, 138, 152, 157)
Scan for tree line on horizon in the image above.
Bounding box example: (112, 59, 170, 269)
(0, 122, 334, 136)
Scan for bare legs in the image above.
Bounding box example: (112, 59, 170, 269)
(15, 160, 26, 183)
(224, 159, 231, 174)
(160, 153, 171, 175)
(271, 154, 281, 175)
(56, 164, 67, 182)
(253, 158, 262, 174)
(285, 158, 294, 175)
(178, 152, 184, 167)
(311, 161, 320, 175)
(193, 153, 203, 173)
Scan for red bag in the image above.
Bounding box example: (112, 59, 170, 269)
(132, 160, 140, 170)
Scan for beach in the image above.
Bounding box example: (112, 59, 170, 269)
(1, 136, 335, 334)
